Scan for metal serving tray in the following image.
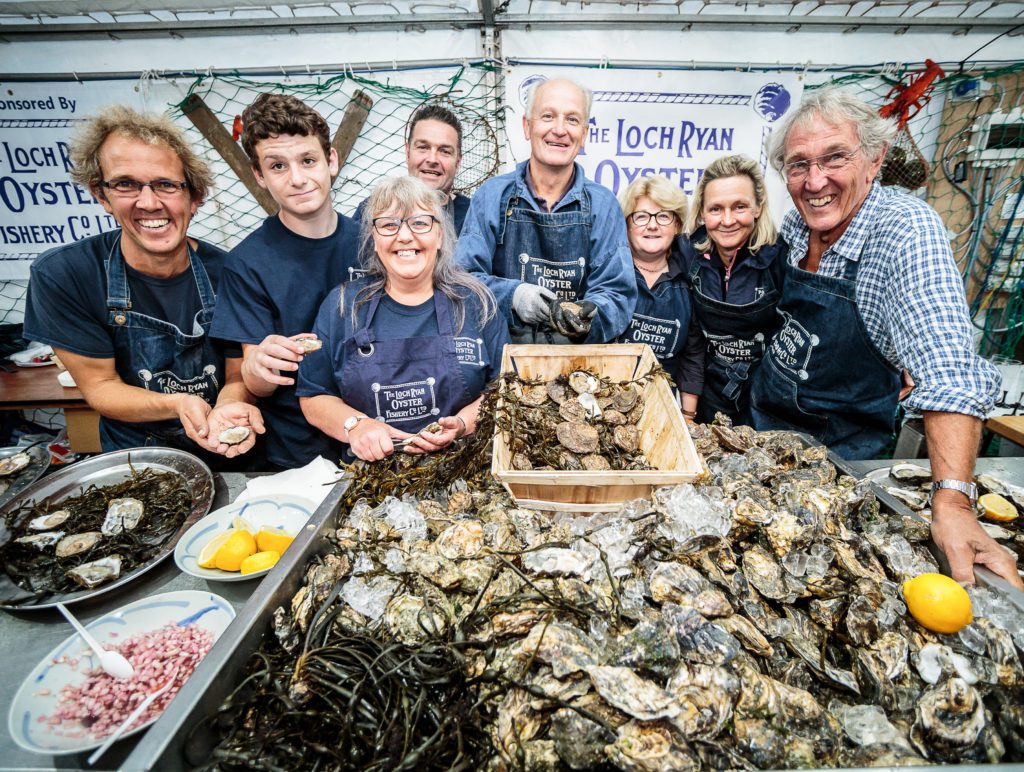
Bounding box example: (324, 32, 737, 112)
(124, 477, 349, 771)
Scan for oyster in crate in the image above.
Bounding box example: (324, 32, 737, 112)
(556, 421, 600, 454)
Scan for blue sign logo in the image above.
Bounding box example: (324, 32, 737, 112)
(753, 83, 791, 123)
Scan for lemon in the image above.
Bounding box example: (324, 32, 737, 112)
(979, 492, 1019, 523)
(232, 515, 256, 533)
(902, 572, 973, 634)
(255, 528, 295, 555)
(213, 529, 257, 572)
(197, 531, 232, 569)
(240, 550, 281, 575)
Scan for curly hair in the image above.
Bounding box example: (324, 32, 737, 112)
(618, 174, 688, 232)
(69, 105, 213, 204)
(685, 154, 777, 255)
(240, 93, 331, 167)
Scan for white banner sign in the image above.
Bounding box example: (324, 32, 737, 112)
(0, 81, 142, 278)
(505, 67, 804, 222)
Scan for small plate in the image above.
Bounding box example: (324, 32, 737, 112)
(174, 494, 314, 581)
(7, 589, 235, 755)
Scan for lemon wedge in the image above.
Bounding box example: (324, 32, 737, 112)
(232, 515, 256, 533)
(212, 529, 257, 572)
(240, 550, 281, 575)
(255, 528, 294, 555)
(198, 531, 232, 569)
(902, 572, 973, 634)
(979, 492, 1018, 523)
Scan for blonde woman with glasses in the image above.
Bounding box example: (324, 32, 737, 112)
(616, 175, 705, 412)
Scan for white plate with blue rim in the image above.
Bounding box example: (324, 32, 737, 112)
(173, 494, 315, 581)
(7, 589, 235, 755)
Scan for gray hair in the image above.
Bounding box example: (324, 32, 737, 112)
(350, 175, 495, 333)
(685, 154, 777, 254)
(767, 87, 898, 171)
(525, 78, 594, 122)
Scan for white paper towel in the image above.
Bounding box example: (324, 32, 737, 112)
(236, 455, 344, 509)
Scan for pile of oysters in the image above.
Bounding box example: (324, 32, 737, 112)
(500, 369, 653, 471)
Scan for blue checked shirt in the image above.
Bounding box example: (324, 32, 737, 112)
(781, 181, 1000, 418)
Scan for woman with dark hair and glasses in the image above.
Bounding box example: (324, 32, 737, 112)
(679, 153, 787, 425)
(616, 175, 705, 412)
(298, 176, 508, 462)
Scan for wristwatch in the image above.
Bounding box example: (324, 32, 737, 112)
(928, 479, 979, 508)
(343, 414, 368, 437)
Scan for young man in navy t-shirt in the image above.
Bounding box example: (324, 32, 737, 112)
(210, 94, 360, 469)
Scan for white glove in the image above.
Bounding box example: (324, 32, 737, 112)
(512, 284, 557, 325)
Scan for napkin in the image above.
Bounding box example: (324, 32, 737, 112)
(235, 455, 344, 509)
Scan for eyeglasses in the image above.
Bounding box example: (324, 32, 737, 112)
(629, 210, 676, 227)
(101, 179, 189, 197)
(782, 146, 863, 182)
(372, 215, 439, 236)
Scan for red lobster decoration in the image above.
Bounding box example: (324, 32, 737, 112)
(879, 59, 945, 128)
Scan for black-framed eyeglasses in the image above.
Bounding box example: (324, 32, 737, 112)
(782, 146, 863, 182)
(629, 210, 676, 227)
(100, 179, 189, 198)
(372, 215, 439, 236)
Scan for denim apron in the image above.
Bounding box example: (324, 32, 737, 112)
(689, 258, 780, 425)
(750, 257, 900, 459)
(338, 289, 473, 434)
(99, 236, 222, 452)
(619, 265, 692, 380)
(497, 184, 592, 344)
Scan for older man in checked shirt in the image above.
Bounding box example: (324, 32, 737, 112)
(750, 88, 1021, 590)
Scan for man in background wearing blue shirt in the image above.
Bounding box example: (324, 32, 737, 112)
(751, 88, 1019, 590)
(211, 94, 360, 469)
(455, 78, 636, 344)
(354, 104, 471, 239)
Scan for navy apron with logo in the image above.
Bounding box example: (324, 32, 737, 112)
(339, 289, 474, 437)
(497, 184, 592, 344)
(689, 259, 780, 425)
(618, 269, 691, 381)
(750, 258, 901, 459)
(100, 236, 223, 451)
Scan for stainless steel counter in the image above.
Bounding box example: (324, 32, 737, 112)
(0, 473, 259, 772)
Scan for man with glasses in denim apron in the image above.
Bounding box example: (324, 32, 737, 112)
(750, 88, 1018, 590)
(456, 78, 636, 344)
(23, 107, 263, 467)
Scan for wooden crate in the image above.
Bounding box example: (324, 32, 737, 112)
(491, 344, 704, 512)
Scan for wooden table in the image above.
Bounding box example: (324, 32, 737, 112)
(0, 366, 100, 452)
(986, 415, 1024, 449)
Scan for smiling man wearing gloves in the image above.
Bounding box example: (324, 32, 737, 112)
(455, 78, 636, 343)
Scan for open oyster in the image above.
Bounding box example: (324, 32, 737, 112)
(55, 531, 103, 557)
(102, 497, 145, 536)
(66, 555, 122, 589)
(218, 425, 252, 445)
(0, 451, 31, 477)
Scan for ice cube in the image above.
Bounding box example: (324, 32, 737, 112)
(341, 575, 399, 621)
(381, 496, 427, 542)
(832, 703, 908, 748)
(782, 551, 809, 577)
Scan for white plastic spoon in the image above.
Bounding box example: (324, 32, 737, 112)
(87, 668, 178, 766)
(55, 602, 135, 680)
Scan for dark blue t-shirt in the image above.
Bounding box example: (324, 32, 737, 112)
(210, 212, 361, 468)
(24, 229, 226, 358)
(296, 279, 508, 419)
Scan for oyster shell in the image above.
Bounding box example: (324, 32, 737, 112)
(587, 665, 680, 720)
(383, 594, 448, 645)
(434, 520, 483, 560)
(569, 370, 600, 395)
(610, 385, 640, 413)
(28, 509, 70, 531)
(606, 720, 697, 771)
(294, 336, 322, 354)
(55, 531, 102, 557)
(581, 454, 610, 470)
(556, 421, 599, 454)
(558, 397, 588, 423)
(577, 391, 603, 419)
(511, 452, 533, 470)
(519, 383, 549, 407)
(218, 425, 252, 445)
(14, 531, 65, 550)
(889, 463, 931, 483)
(613, 424, 641, 453)
(0, 451, 31, 477)
(102, 497, 145, 535)
(66, 554, 122, 588)
(546, 376, 570, 405)
(910, 677, 1004, 763)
